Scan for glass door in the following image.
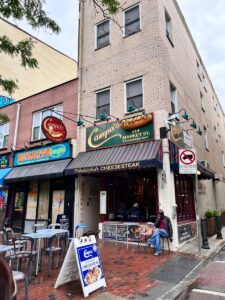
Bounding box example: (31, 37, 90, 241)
(12, 191, 26, 232)
(52, 190, 65, 224)
(24, 181, 38, 233)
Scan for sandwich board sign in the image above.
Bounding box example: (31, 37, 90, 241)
(55, 235, 106, 297)
(179, 149, 197, 174)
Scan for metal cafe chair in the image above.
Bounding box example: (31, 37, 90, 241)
(3, 227, 26, 252)
(48, 223, 61, 229)
(7, 251, 33, 300)
(40, 232, 64, 277)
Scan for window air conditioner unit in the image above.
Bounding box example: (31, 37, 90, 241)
(200, 160, 209, 169)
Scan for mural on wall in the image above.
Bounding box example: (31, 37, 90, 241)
(0, 188, 8, 211)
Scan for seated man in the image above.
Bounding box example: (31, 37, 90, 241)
(147, 209, 173, 256)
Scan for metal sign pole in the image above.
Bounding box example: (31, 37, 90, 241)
(195, 173, 201, 256)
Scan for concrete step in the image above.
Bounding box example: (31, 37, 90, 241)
(189, 289, 225, 300)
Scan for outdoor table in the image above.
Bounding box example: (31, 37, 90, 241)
(0, 245, 14, 256)
(22, 228, 68, 275)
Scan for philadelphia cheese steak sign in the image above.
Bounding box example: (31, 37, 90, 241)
(86, 114, 154, 151)
(76, 162, 141, 174)
(14, 142, 71, 166)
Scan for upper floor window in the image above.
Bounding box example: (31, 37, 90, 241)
(0, 123, 9, 148)
(170, 83, 178, 114)
(196, 61, 201, 81)
(200, 92, 205, 112)
(32, 104, 63, 141)
(96, 20, 110, 49)
(124, 5, 140, 37)
(165, 10, 173, 43)
(96, 89, 110, 119)
(222, 151, 225, 167)
(126, 78, 143, 112)
(204, 126, 209, 151)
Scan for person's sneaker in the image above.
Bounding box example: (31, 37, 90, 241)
(146, 243, 151, 248)
(154, 252, 160, 256)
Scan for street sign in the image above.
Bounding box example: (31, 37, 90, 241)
(179, 149, 197, 174)
(55, 235, 106, 297)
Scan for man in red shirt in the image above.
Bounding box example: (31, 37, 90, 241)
(147, 209, 173, 256)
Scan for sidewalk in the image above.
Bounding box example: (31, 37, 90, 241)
(15, 229, 225, 300)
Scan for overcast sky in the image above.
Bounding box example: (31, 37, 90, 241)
(10, 0, 225, 112)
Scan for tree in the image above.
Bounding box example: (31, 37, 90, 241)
(0, 0, 60, 96)
(94, 0, 120, 14)
(0, 0, 60, 121)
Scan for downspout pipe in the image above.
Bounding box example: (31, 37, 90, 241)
(13, 103, 21, 149)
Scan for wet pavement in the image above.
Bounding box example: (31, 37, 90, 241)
(8, 230, 225, 300)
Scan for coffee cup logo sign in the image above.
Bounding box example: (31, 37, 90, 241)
(41, 116, 67, 142)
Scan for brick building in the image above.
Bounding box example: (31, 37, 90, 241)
(0, 79, 78, 232)
(64, 0, 225, 250)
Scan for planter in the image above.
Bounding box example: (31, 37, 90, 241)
(205, 217, 216, 237)
(221, 214, 225, 226)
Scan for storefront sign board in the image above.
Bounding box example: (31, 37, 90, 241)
(0, 155, 10, 168)
(55, 236, 106, 297)
(170, 124, 185, 149)
(179, 149, 197, 174)
(0, 96, 15, 108)
(86, 117, 154, 151)
(178, 222, 196, 243)
(14, 141, 71, 166)
(100, 191, 107, 214)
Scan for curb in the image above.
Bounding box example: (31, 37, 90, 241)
(159, 240, 225, 300)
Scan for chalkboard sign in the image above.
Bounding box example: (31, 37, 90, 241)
(178, 223, 196, 243)
(102, 224, 117, 240)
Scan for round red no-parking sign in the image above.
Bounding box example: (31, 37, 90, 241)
(180, 149, 196, 165)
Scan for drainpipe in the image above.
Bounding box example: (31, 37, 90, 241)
(13, 103, 21, 149)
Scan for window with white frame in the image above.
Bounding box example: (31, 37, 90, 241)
(124, 5, 140, 37)
(165, 10, 173, 42)
(96, 89, 110, 119)
(32, 104, 63, 141)
(222, 151, 225, 167)
(126, 78, 143, 112)
(96, 20, 110, 49)
(170, 82, 178, 114)
(204, 126, 209, 150)
(0, 123, 9, 148)
(200, 92, 205, 111)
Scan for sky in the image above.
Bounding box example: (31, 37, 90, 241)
(9, 0, 225, 112)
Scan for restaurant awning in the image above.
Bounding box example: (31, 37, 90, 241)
(65, 140, 162, 175)
(197, 161, 215, 180)
(4, 159, 71, 183)
(0, 168, 12, 186)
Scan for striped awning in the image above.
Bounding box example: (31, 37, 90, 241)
(65, 140, 162, 175)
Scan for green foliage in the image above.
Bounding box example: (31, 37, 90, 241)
(100, 0, 120, 14)
(221, 209, 225, 215)
(0, 0, 60, 94)
(205, 209, 213, 218)
(0, 113, 10, 123)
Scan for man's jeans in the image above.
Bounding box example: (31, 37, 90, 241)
(148, 229, 168, 253)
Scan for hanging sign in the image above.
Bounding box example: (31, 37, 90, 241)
(179, 149, 197, 174)
(55, 236, 106, 297)
(41, 116, 67, 142)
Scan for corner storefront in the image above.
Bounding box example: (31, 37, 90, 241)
(66, 113, 166, 243)
(4, 141, 75, 234)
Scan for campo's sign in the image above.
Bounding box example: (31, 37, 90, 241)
(0, 155, 10, 168)
(86, 116, 154, 151)
(14, 142, 71, 166)
(41, 116, 67, 143)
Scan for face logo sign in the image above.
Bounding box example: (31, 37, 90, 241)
(41, 116, 67, 142)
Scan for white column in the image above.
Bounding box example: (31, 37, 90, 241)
(157, 138, 178, 251)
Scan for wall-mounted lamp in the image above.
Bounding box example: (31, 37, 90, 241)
(77, 117, 84, 127)
(127, 101, 145, 115)
(176, 109, 189, 120)
(190, 119, 197, 129)
(99, 113, 107, 121)
(197, 127, 203, 135)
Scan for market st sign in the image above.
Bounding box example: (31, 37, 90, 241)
(86, 114, 154, 151)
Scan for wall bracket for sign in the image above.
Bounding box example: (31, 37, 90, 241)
(55, 235, 106, 297)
